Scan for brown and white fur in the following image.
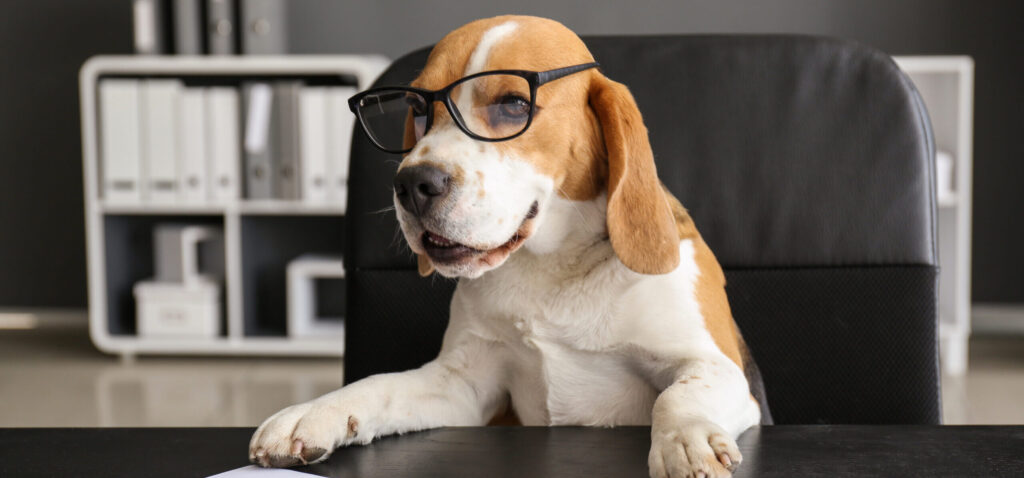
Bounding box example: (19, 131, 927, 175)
(251, 15, 764, 478)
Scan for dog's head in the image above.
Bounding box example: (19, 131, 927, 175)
(391, 15, 679, 279)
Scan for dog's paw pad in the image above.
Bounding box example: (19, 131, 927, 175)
(250, 401, 354, 468)
(649, 419, 741, 478)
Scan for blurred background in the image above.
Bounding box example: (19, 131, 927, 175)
(0, 0, 1021, 427)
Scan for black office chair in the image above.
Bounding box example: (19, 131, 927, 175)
(343, 35, 940, 425)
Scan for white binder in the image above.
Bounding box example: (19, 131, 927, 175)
(132, 0, 166, 54)
(179, 88, 208, 203)
(99, 79, 143, 205)
(205, 87, 241, 203)
(299, 87, 329, 204)
(327, 86, 357, 212)
(142, 79, 182, 204)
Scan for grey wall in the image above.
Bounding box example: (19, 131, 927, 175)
(287, 1, 981, 58)
(0, 0, 133, 308)
(289, 0, 1023, 303)
(0, 0, 1020, 307)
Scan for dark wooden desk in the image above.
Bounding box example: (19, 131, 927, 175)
(2, 426, 1023, 477)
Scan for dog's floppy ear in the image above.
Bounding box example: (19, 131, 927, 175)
(589, 73, 680, 274)
(417, 254, 434, 277)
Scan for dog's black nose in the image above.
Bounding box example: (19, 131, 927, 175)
(394, 165, 451, 216)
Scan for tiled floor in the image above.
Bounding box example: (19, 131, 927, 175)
(941, 335, 1024, 424)
(0, 310, 1021, 426)
(0, 311, 341, 427)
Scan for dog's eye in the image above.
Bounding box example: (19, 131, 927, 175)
(497, 94, 531, 120)
(407, 95, 427, 116)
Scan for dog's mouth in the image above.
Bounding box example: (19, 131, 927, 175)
(421, 201, 539, 266)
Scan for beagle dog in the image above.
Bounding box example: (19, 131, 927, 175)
(251, 15, 767, 478)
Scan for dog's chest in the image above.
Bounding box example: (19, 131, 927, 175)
(505, 335, 659, 426)
(458, 254, 664, 426)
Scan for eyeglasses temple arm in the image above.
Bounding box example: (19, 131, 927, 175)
(536, 62, 600, 86)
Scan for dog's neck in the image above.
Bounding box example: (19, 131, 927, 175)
(488, 192, 624, 283)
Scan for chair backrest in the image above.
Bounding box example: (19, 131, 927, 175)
(344, 35, 940, 425)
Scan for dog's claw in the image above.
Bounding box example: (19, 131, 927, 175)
(301, 445, 329, 464)
(265, 454, 302, 468)
(251, 448, 266, 466)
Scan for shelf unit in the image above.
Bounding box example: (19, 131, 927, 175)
(893, 56, 974, 375)
(79, 56, 388, 358)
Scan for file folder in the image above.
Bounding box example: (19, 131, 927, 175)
(142, 79, 182, 204)
(206, 87, 241, 202)
(99, 79, 143, 204)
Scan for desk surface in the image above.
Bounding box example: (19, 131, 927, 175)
(2, 426, 1023, 477)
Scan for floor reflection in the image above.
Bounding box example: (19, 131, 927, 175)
(91, 359, 341, 427)
(0, 312, 342, 427)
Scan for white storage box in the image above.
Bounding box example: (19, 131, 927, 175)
(287, 254, 345, 339)
(134, 280, 221, 338)
(154, 224, 224, 284)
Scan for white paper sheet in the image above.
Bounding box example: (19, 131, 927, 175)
(207, 465, 322, 478)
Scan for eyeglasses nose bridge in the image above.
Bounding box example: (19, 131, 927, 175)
(416, 91, 466, 138)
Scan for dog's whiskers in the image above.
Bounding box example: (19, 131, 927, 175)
(391, 225, 408, 251)
(371, 205, 396, 215)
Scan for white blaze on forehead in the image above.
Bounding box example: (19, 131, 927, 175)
(465, 21, 519, 76)
(456, 21, 518, 139)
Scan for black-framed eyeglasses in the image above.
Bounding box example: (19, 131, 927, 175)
(348, 62, 600, 154)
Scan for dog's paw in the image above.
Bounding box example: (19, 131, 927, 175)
(249, 400, 363, 468)
(648, 418, 741, 478)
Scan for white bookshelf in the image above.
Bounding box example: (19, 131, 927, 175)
(79, 56, 388, 358)
(893, 56, 974, 376)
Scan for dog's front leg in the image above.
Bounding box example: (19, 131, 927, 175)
(249, 338, 505, 467)
(647, 358, 759, 478)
